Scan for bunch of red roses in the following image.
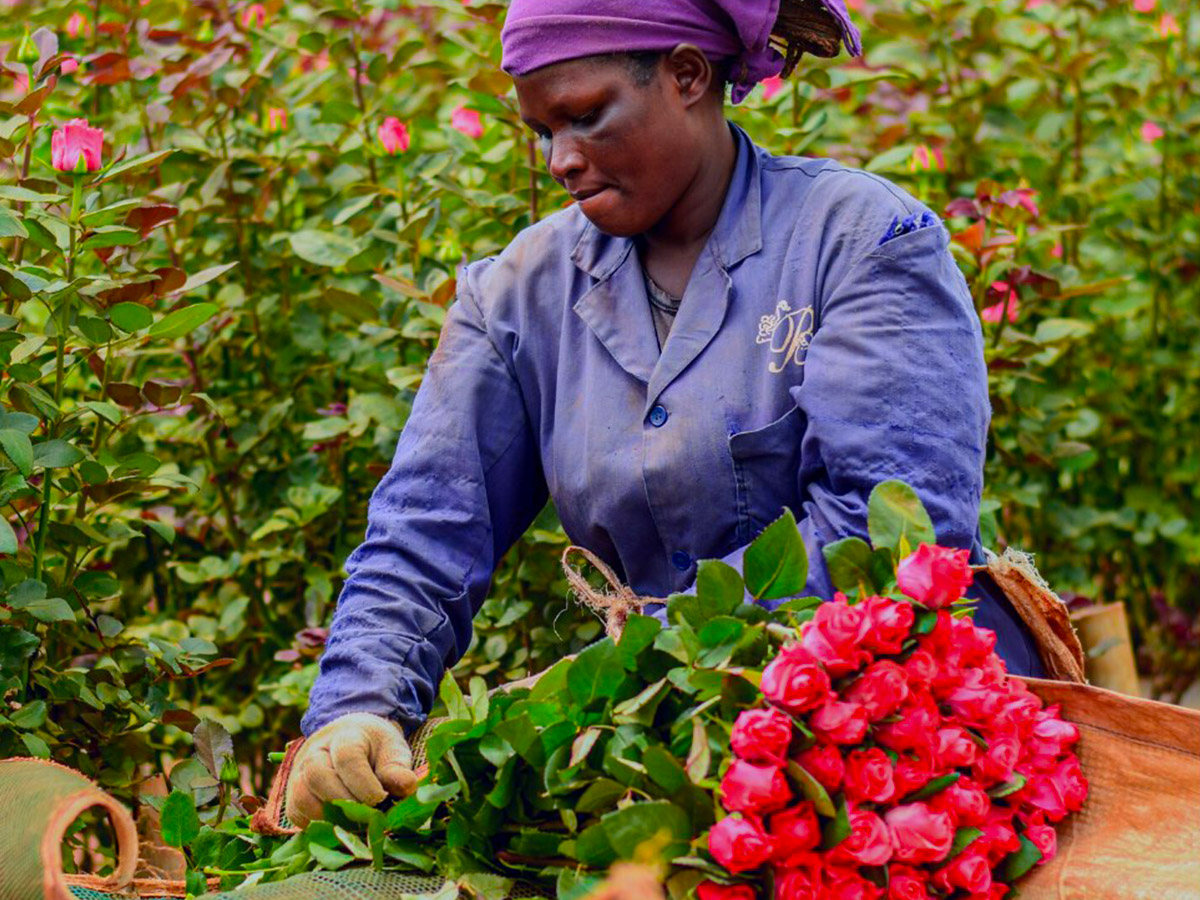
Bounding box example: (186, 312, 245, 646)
(700, 544, 1087, 900)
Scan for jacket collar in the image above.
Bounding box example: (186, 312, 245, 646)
(569, 122, 764, 279)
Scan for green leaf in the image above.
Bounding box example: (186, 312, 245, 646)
(22, 597, 76, 623)
(567, 638, 626, 708)
(0, 208, 28, 239)
(685, 719, 710, 783)
(822, 537, 894, 596)
(334, 825, 372, 860)
(147, 303, 218, 340)
(0, 186, 64, 203)
(0, 413, 39, 434)
(576, 801, 690, 867)
(160, 790, 201, 848)
(109, 302, 154, 332)
(1002, 834, 1044, 881)
(820, 794, 851, 849)
(10, 699, 47, 729)
(986, 774, 1027, 798)
(93, 149, 175, 184)
(439, 672, 469, 720)
(289, 230, 364, 268)
(20, 733, 50, 758)
(903, 772, 961, 802)
(694, 559, 746, 612)
(0, 429, 34, 476)
(1033, 317, 1094, 344)
(0, 517, 17, 555)
(787, 760, 836, 817)
(948, 826, 984, 859)
(308, 842, 354, 869)
(78, 226, 139, 251)
(175, 262, 238, 296)
(33, 439, 84, 469)
(867, 481, 936, 558)
(744, 508, 808, 600)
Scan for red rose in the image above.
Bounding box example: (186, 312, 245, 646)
(860, 595, 915, 654)
(875, 698, 940, 754)
(698, 882, 757, 900)
(845, 660, 910, 721)
(773, 856, 823, 900)
(762, 645, 831, 714)
(884, 802, 956, 864)
(732, 707, 795, 765)
(795, 743, 844, 793)
(843, 748, 896, 805)
(720, 760, 793, 815)
(934, 726, 978, 769)
(892, 753, 937, 797)
(1030, 705, 1080, 751)
(708, 815, 774, 873)
(810, 700, 869, 745)
(887, 866, 930, 900)
(972, 734, 1021, 786)
(1018, 755, 1087, 822)
(929, 776, 991, 827)
(767, 801, 820, 864)
(979, 807, 1021, 865)
(801, 596, 872, 675)
(828, 805, 893, 867)
(896, 544, 973, 608)
(902, 650, 938, 689)
(1025, 823, 1057, 864)
(824, 866, 883, 900)
(932, 848, 992, 896)
(946, 672, 1007, 729)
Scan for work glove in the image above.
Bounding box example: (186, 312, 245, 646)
(285, 711, 419, 829)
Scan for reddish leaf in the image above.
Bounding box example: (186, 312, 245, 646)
(16, 84, 54, 116)
(106, 382, 144, 408)
(152, 267, 187, 296)
(125, 204, 178, 237)
(952, 220, 985, 256)
(163, 709, 201, 731)
(944, 197, 981, 219)
(80, 52, 131, 86)
(143, 380, 183, 407)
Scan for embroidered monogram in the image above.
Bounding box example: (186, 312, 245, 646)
(756, 300, 814, 373)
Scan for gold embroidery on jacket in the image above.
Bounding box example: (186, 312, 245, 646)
(756, 301, 814, 373)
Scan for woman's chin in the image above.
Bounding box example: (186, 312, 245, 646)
(578, 196, 644, 238)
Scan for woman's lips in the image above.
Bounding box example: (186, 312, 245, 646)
(570, 186, 608, 203)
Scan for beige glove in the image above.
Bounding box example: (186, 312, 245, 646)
(285, 712, 419, 828)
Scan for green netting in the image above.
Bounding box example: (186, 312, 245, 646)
(196, 870, 453, 900)
(67, 888, 135, 900)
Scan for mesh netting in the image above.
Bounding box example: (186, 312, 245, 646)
(196, 869, 453, 900)
(67, 888, 136, 900)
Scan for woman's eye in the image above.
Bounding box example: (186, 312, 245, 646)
(573, 109, 600, 127)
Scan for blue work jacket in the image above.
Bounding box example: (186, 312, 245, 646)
(301, 123, 1043, 737)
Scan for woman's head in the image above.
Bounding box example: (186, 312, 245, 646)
(501, 0, 862, 236)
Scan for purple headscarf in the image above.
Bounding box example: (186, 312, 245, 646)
(500, 0, 862, 104)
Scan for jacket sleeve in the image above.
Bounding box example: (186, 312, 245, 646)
(689, 200, 990, 602)
(301, 262, 547, 737)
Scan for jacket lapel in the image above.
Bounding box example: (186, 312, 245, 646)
(572, 243, 660, 385)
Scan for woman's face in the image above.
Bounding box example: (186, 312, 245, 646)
(514, 56, 704, 237)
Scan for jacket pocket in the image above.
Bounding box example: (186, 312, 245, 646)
(728, 405, 806, 542)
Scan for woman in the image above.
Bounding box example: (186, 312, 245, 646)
(285, 0, 1044, 827)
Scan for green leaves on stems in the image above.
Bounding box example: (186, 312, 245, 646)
(868, 481, 937, 562)
(744, 507, 808, 600)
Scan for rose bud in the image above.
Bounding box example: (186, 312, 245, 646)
(720, 760, 793, 815)
(810, 700, 869, 745)
(761, 644, 831, 714)
(884, 802, 956, 864)
(886, 865, 931, 900)
(843, 748, 896, 805)
(1025, 823, 1057, 865)
(698, 881, 757, 900)
(896, 544, 973, 608)
(708, 815, 774, 874)
(767, 801, 820, 864)
(795, 743, 844, 793)
(931, 848, 992, 897)
(731, 707, 794, 766)
(377, 116, 411, 155)
(845, 660, 910, 721)
(51, 118, 104, 173)
(828, 805, 893, 867)
(860, 595, 915, 654)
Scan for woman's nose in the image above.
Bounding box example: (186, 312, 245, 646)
(545, 134, 586, 182)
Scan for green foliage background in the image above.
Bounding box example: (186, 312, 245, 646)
(0, 0, 1195, 838)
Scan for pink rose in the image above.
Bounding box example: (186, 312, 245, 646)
(451, 105, 483, 139)
(843, 748, 896, 805)
(698, 882, 756, 900)
(720, 760, 793, 815)
(767, 801, 820, 864)
(884, 802, 955, 864)
(875, 697, 939, 754)
(824, 866, 883, 900)
(896, 544, 973, 608)
(979, 807, 1021, 865)
(972, 734, 1021, 786)
(709, 815, 774, 873)
(1017, 756, 1086, 821)
(886, 866, 930, 900)
(845, 660, 910, 721)
(265, 107, 287, 133)
(761, 644, 830, 714)
(60, 56, 79, 75)
(810, 700, 869, 745)
(51, 118, 103, 172)
(732, 707, 794, 766)
(760, 75, 784, 101)
(929, 776, 991, 827)
(934, 726, 978, 769)
(902, 650, 938, 689)
(1025, 823, 1057, 864)
(828, 805, 893, 867)
(860, 595, 915, 654)
(378, 116, 411, 155)
(801, 596, 872, 674)
(795, 743, 844, 793)
(892, 753, 937, 797)
(932, 849, 992, 896)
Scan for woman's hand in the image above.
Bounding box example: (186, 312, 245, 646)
(285, 712, 418, 828)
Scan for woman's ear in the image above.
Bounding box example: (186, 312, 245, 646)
(664, 44, 716, 109)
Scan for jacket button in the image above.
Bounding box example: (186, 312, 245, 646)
(649, 405, 668, 427)
(672, 550, 691, 571)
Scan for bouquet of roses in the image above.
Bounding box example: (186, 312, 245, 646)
(702, 545, 1087, 900)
